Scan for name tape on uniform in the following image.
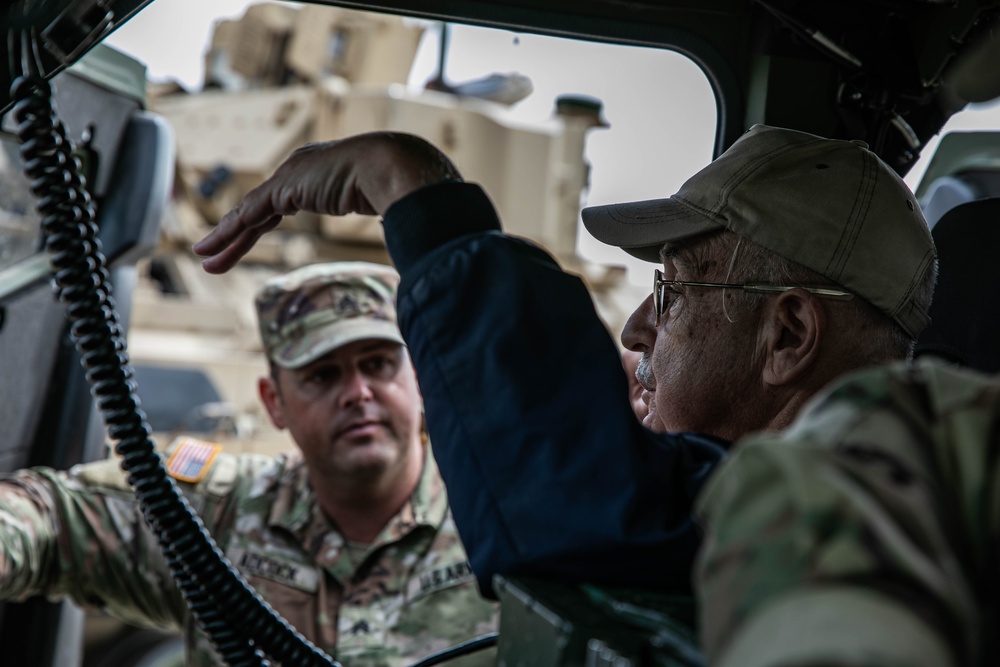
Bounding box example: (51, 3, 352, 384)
(407, 560, 475, 600)
(228, 546, 320, 593)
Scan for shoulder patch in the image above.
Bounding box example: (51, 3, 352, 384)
(166, 437, 222, 483)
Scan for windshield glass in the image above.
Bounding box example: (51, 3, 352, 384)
(103, 0, 718, 289)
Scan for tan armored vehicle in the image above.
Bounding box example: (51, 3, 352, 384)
(126, 2, 642, 458)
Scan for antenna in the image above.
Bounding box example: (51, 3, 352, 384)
(425, 22, 453, 93)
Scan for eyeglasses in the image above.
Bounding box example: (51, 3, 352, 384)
(652, 268, 854, 326)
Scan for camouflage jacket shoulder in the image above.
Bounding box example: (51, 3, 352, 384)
(696, 358, 1000, 667)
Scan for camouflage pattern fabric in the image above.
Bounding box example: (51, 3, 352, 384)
(255, 262, 404, 370)
(696, 358, 1000, 667)
(0, 439, 499, 666)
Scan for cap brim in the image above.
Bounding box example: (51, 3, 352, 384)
(582, 197, 722, 263)
(272, 319, 405, 369)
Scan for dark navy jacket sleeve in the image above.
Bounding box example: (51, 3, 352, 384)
(383, 181, 726, 598)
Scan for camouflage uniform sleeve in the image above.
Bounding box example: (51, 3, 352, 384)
(696, 360, 998, 667)
(0, 457, 188, 629)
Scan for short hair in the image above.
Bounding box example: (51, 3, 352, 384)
(673, 231, 937, 362)
(268, 360, 283, 396)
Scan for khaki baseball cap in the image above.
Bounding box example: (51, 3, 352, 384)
(255, 261, 403, 369)
(582, 124, 936, 338)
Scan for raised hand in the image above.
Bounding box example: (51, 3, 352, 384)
(193, 132, 462, 274)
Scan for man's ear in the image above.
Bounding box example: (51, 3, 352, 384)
(258, 375, 287, 430)
(761, 290, 825, 386)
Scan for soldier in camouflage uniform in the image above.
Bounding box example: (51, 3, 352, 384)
(0, 261, 499, 666)
(696, 357, 1000, 667)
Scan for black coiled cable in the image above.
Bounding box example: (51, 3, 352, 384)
(8, 29, 338, 667)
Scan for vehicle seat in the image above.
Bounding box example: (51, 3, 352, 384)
(915, 197, 1000, 373)
(919, 175, 980, 231)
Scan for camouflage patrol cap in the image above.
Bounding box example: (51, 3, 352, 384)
(255, 262, 403, 369)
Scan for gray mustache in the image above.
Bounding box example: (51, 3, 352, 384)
(635, 352, 654, 388)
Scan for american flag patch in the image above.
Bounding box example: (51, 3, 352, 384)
(165, 438, 222, 483)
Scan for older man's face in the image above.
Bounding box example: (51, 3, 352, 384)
(621, 236, 766, 441)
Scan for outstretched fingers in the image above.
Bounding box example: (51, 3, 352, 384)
(192, 132, 457, 274)
(193, 187, 291, 273)
(197, 214, 282, 274)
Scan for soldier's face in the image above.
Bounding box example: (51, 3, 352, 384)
(263, 339, 425, 483)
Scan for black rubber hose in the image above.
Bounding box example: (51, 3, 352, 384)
(9, 30, 338, 667)
(406, 633, 499, 667)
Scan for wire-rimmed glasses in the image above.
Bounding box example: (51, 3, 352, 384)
(652, 268, 854, 326)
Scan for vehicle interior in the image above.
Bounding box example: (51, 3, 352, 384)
(1, 0, 999, 665)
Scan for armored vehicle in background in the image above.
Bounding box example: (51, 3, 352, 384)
(126, 2, 640, 456)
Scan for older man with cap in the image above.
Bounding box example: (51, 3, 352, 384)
(0, 261, 499, 667)
(585, 125, 937, 439)
(193, 125, 937, 602)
